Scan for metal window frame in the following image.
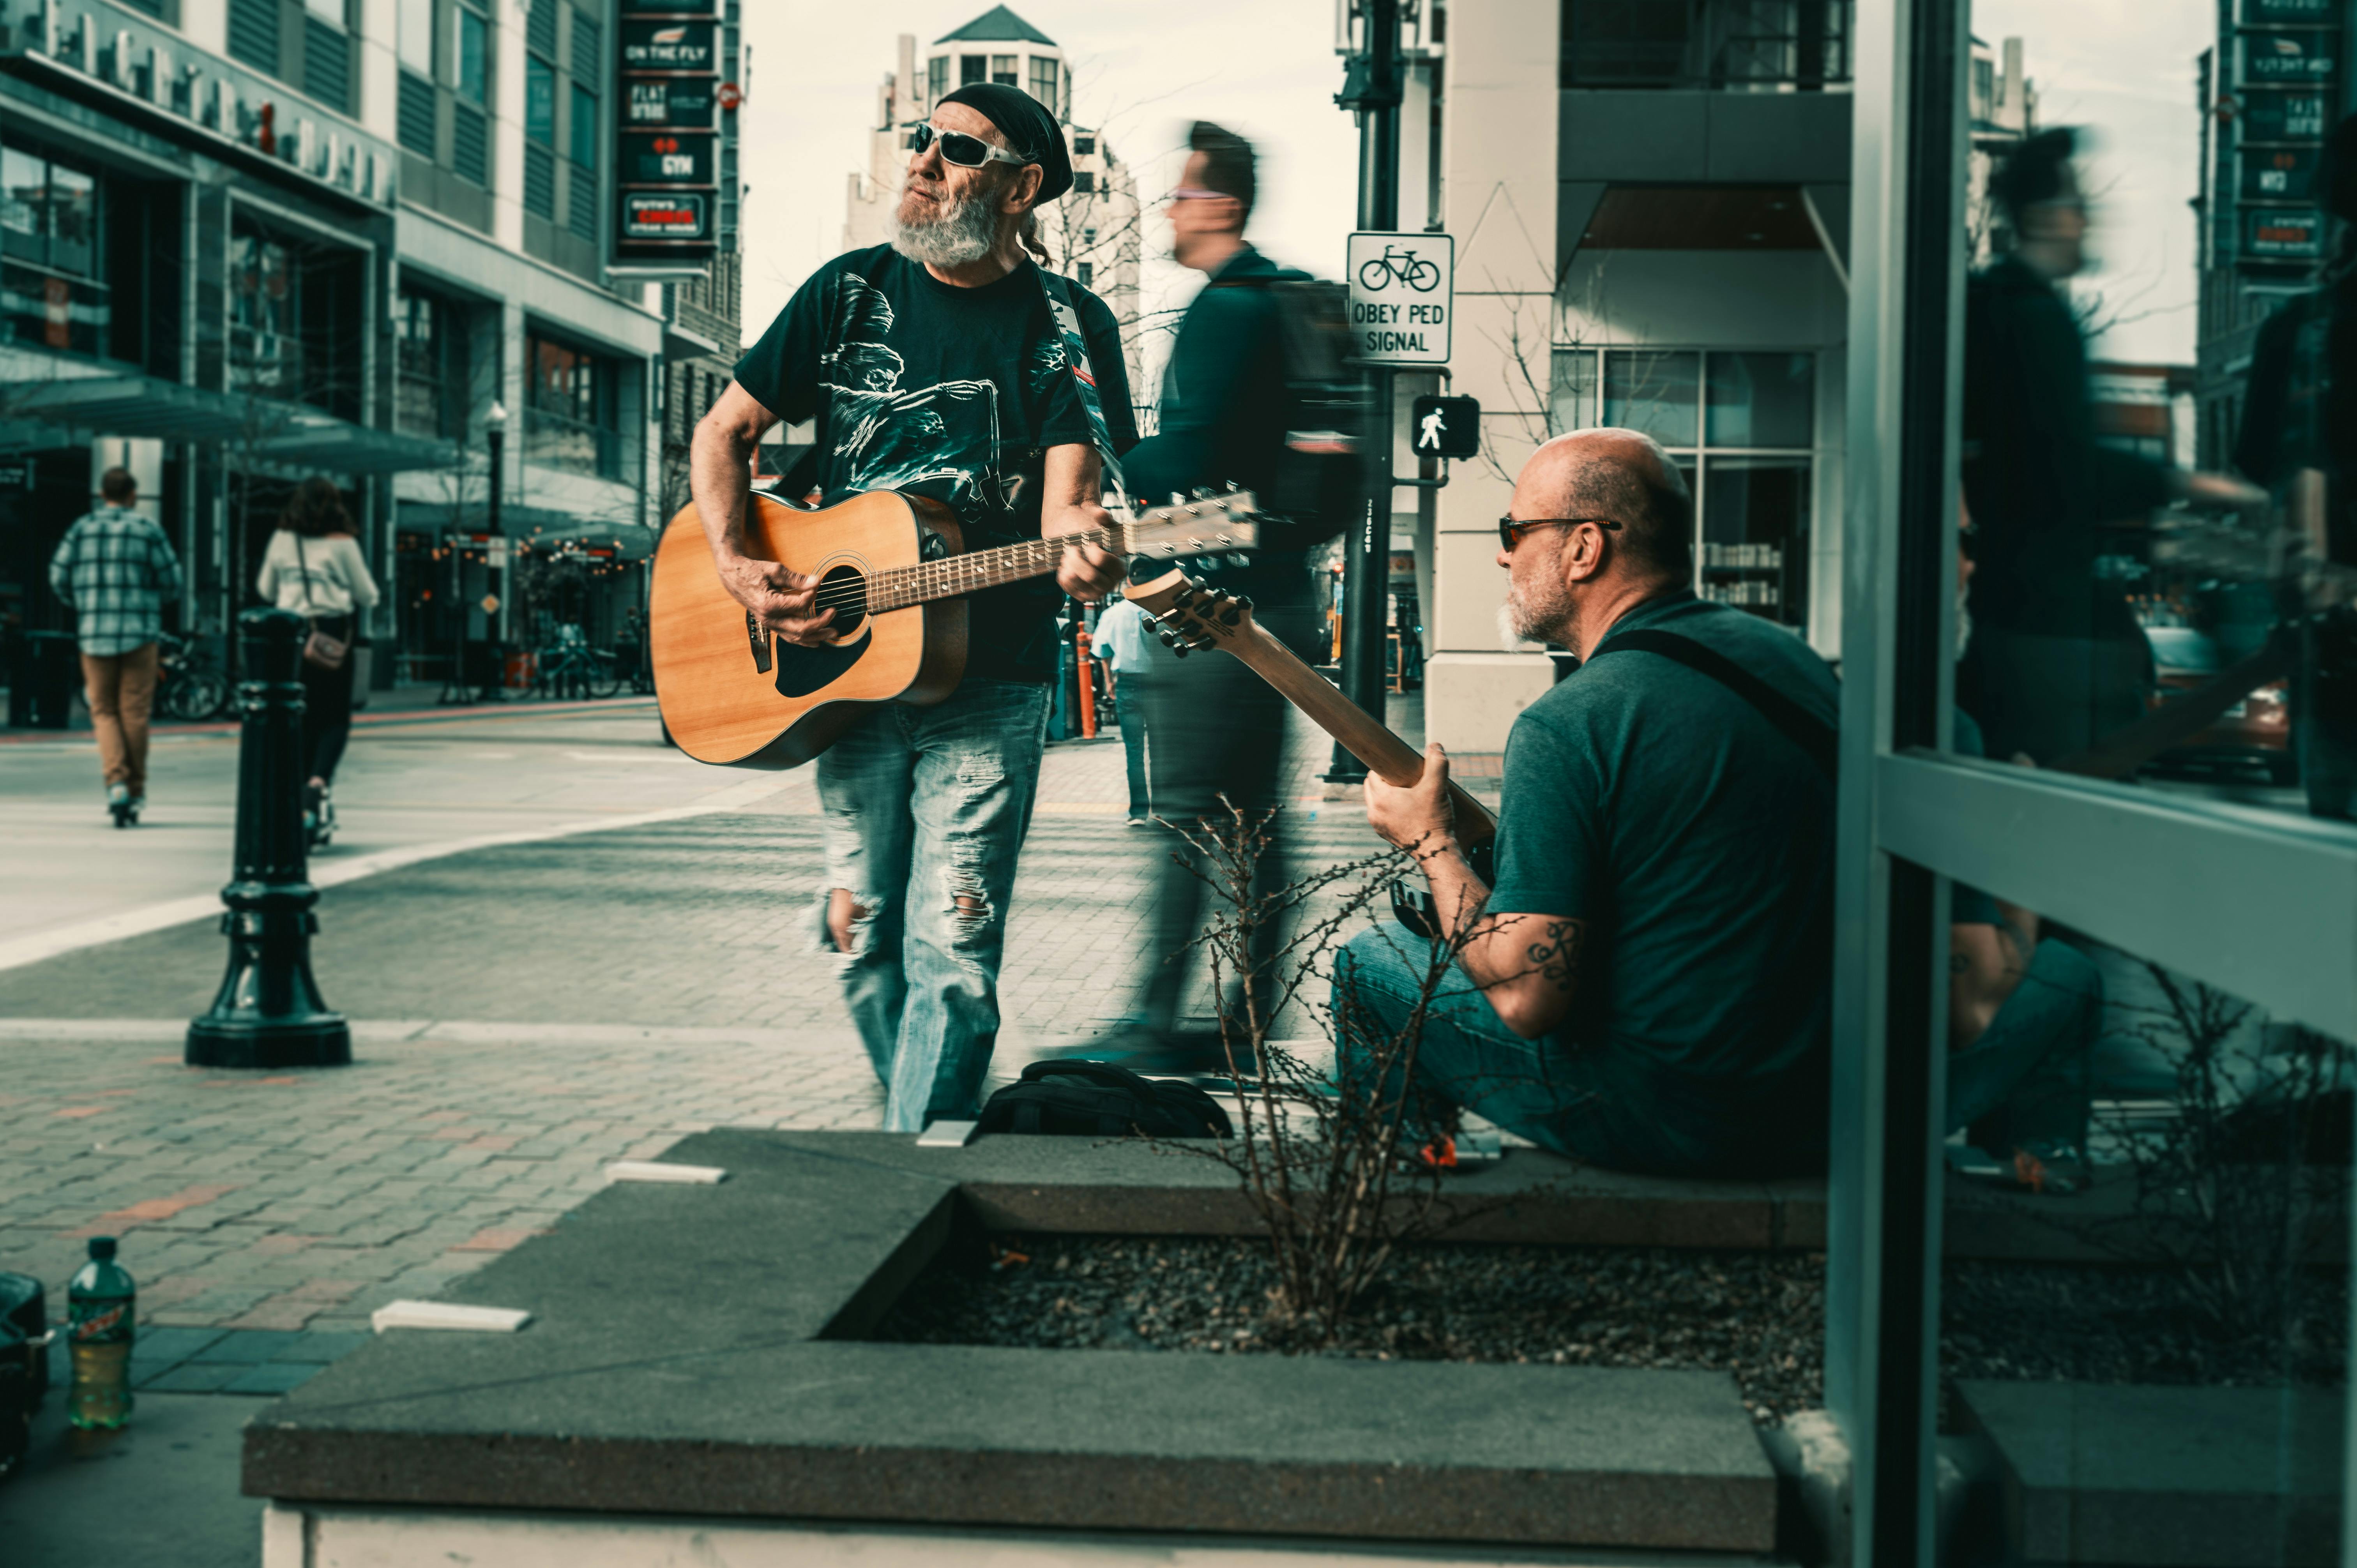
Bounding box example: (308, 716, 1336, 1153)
(1834, 1, 2357, 1561)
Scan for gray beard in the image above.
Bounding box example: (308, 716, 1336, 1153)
(1955, 597, 1974, 663)
(892, 186, 999, 268)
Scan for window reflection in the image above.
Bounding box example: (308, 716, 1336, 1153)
(1938, 916, 2349, 1566)
(1952, 79, 2355, 825)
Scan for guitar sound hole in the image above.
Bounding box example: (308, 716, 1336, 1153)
(817, 563, 866, 638)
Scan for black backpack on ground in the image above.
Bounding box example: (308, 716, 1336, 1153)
(976, 1059, 1234, 1139)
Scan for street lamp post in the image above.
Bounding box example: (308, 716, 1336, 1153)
(482, 401, 508, 701)
(186, 608, 350, 1068)
(1330, 0, 1404, 783)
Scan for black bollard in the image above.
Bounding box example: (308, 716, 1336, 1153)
(186, 608, 351, 1069)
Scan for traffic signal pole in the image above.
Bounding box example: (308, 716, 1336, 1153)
(1329, 0, 1403, 782)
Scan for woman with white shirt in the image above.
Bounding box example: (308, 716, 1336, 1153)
(256, 477, 381, 844)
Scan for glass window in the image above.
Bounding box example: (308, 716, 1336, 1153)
(1, 145, 47, 265)
(1076, 261, 1092, 288)
(44, 162, 93, 279)
(926, 55, 948, 102)
(1550, 346, 1597, 433)
(570, 83, 597, 169)
(1074, 134, 1095, 156)
(1603, 349, 1700, 446)
(525, 333, 622, 480)
(1701, 456, 1808, 619)
(1705, 351, 1814, 448)
(1561, 0, 1851, 90)
(959, 53, 986, 86)
(397, 0, 432, 75)
(304, 0, 342, 19)
(1073, 171, 1095, 195)
(525, 56, 555, 145)
(394, 286, 466, 439)
(0, 143, 102, 281)
(990, 54, 1017, 85)
(229, 226, 299, 399)
(1028, 56, 1059, 116)
(454, 5, 487, 104)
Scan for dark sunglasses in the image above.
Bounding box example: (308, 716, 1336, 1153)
(910, 122, 1029, 171)
(1498, 516, 1624, 551)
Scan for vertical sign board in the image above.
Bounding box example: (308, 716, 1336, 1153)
(614, 0, 719, 267)
(1345, 232, 1453, 366)
(2230, 0, 2339, 270)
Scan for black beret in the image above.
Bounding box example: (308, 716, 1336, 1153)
(938, 83, 1072, 203)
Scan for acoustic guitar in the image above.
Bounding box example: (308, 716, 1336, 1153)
(1125, 566, 1497, 849)
(652, 489, 1261, 767)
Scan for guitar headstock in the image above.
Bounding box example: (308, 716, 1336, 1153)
(1124, 490, 1260, 560)
(1124, 570, 1257, 658)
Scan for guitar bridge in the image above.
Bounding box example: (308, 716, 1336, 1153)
(746, 611, 772, 673)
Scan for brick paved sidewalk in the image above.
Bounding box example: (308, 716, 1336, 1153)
(0, 699, 1480, 1371)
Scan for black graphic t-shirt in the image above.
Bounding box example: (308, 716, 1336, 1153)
(733, 245, 1137, 682)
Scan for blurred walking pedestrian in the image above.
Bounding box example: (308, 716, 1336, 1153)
(1961, 128, 2260, 762)
(256, 477, 380, 847)
(1089, 596, 1155, 824)
(1102, 123, 1338, 1065)
(48, 466, 182, 826)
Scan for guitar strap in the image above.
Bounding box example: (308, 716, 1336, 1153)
(1585, 628, 1838, 780)
(1032, 265, 1129, 507)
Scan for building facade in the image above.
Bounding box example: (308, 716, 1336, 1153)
(0, 0, 742, 699)
(841, 7, 1143, 397)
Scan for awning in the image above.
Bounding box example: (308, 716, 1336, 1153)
(395, 501, 661, 562)
(0, 373, 461, 475)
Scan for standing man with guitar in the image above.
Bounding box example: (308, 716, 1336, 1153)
(688, 83, 1135, 1131)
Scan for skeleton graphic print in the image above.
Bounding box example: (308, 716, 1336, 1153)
(731, 244, 1138, 681)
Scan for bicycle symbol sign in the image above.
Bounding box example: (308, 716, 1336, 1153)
(1346, 231, 1453, 366)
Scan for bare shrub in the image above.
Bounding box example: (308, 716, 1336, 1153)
(1153, 800, 1538, 1347)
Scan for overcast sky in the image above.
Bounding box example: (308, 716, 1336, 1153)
(732, 2, 2216, 374)
(1973, 0, 2213, 366)
(733, 1, 1360, 377)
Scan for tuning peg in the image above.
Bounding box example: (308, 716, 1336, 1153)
(1237, 595, 1254, 611)
(1224, 481, 1241, 493)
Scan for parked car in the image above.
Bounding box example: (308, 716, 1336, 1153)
(2141, 625, 2294, 785)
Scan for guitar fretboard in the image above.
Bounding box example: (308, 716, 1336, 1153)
(861, 516, 1244, 613)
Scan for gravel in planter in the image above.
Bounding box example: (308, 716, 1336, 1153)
(871, 1236, 2348, 1428)
(870, 1234, 1827, 1426)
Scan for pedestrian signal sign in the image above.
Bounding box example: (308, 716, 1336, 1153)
(1410, 395, 1480, 459)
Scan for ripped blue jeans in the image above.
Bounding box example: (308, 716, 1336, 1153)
(815, 678, 1050, 1131)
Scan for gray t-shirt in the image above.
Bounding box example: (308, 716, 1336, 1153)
(1487, 591, 1838, 1162)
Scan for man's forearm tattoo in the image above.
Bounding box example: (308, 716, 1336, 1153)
(1526, 920, 1583, 992)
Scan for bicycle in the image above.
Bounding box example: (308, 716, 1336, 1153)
(156, 632, 233, 722)
(531, 623, 620, 701)
(1355, 245, 1442, 293)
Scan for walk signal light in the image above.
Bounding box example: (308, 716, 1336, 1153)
(1410, 395, 1480, 460)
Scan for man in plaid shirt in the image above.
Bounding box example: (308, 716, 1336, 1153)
(48, 467, 183, 821)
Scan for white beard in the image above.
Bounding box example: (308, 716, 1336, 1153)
(892, 184, 999, 267)
(1497, 601, 1530, 653)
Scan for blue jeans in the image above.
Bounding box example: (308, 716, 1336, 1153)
(1948, 937, 2101, 1151)
(1114, 673, 1150, 818)
(815, 679, 1050, 1131)
(1330, 927, 1827, 1178)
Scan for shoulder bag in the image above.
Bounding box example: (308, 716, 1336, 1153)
(292, 534, 349, 671)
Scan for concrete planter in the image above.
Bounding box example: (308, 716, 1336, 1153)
(244, 1129, 1790, 1564)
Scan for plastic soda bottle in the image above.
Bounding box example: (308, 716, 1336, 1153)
(67, 1236, 134, 1430)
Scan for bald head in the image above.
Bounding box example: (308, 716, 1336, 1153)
(1519, 428, 1693, 583)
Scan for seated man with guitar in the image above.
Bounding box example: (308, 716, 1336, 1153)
(1348, 429, 1838, 1179)
(688, 83, 1134, 1132)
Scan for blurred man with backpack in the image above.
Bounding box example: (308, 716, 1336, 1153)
(1103, 122, 1359, 1067)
